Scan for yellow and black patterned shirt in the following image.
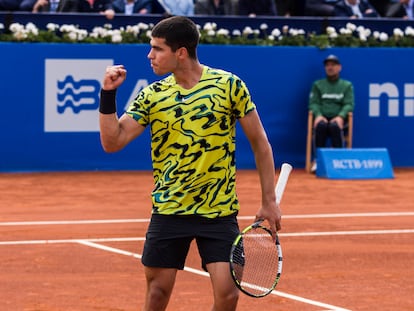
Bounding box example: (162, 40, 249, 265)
(126, 66, 255, 218)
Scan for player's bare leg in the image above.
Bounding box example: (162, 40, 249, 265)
(207, 262, 239, 311)
(143, 267, 177, 311)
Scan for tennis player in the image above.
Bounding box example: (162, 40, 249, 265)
(99, 16, 281, 311)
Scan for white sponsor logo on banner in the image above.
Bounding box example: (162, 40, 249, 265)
(369, 83, 414, 117)
(44, 59, 113, 132)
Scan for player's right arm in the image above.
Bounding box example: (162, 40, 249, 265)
(100, 113, 144, 153)
(99, 65, 145, 153)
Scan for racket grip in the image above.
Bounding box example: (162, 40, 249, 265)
(275, 163, 293, 205)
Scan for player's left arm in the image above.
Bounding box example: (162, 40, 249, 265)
(239, 110, 281, 233)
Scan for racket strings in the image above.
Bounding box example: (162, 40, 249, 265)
(232, 228, 281, 296)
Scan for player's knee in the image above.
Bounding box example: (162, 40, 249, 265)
(146, 285, 172, 309)
(213, 290, 239, 311)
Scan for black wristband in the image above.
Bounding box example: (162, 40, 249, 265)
(99, 89, 117, 114)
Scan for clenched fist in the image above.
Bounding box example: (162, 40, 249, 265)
(102, 65, 127, 91)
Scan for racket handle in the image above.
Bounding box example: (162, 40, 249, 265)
(275, 163, 293, 205)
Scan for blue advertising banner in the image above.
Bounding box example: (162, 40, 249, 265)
(1, 43, 413, 172)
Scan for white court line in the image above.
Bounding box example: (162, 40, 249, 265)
(1, 212, 413, 226)
(77, 240, 143, 259)
(1, 229, 413, 246)
(0, 237, 145, 245)
(239, 212, 414, 220)
(77, 240, 350, 311)
(0, 219, 151, 226)
(281, 229, 414, 237)
(272, 290, 351, 311)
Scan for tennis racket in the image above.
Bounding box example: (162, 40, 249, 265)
(229, 163, 293, 298)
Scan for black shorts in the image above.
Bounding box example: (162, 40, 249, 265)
(141, 213, 239, 271)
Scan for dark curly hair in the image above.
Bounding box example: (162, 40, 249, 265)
(151, 16, 199, 60)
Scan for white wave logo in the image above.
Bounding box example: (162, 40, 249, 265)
(57, 75, 101, 114)
(44, 59, 113, 132)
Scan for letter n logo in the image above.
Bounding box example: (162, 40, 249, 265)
(369, 83, 399, 117)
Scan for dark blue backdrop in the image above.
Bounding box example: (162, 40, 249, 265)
(1, 43, 413, 172)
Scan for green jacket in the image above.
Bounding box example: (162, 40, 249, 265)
(308, 77, 354, 119)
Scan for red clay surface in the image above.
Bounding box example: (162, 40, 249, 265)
(1, 169, 413, 311)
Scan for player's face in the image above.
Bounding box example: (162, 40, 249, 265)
(324, 61, 341, 79)
(147, 37, 179, 76)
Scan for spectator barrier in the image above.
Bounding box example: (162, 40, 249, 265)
(1, 12, 413, 36)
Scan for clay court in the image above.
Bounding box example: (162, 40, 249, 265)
(1, 168, 413, 311)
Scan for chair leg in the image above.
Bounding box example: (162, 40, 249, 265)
(305, 111, 313, 173)
(347, 112, 353, 148)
